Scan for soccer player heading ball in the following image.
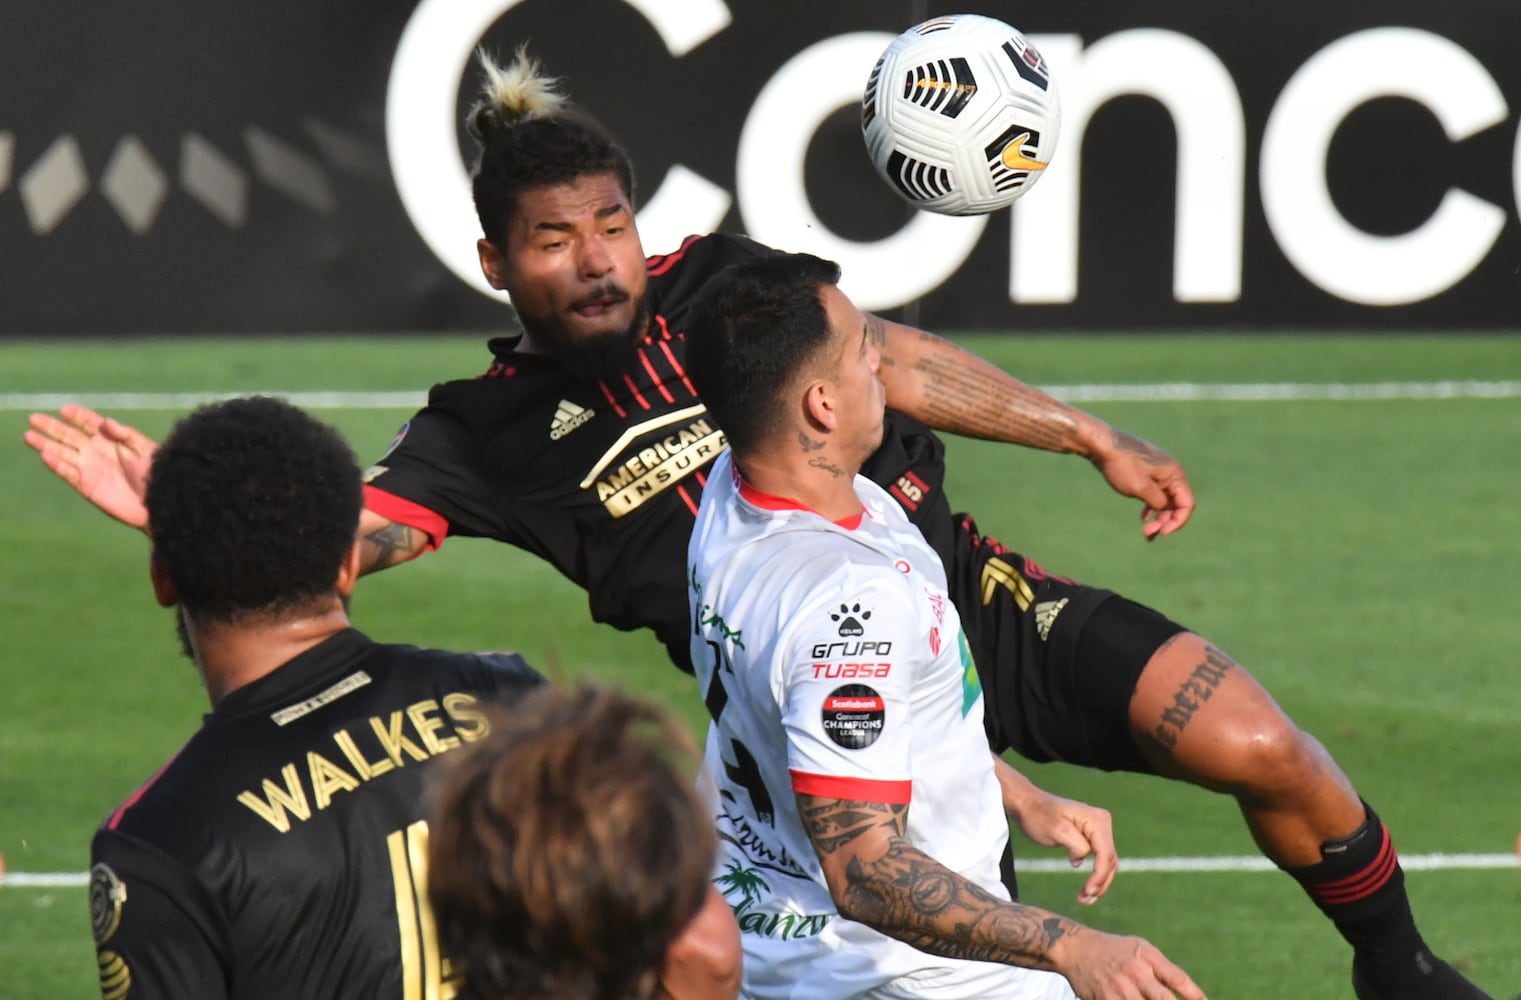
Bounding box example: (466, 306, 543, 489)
(26, 41, 1495, 1000)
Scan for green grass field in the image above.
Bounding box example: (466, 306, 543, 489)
(2, 333, 1519, 998)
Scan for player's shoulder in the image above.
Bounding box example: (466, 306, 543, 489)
(95, 729, 222, 854)
(646, 232, 778, 291)
(364, 642, 546, 700)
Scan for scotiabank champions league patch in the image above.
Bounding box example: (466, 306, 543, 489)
(822, 684, 885, 749)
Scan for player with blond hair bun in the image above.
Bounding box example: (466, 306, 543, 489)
(27, 45, 1493, 1000)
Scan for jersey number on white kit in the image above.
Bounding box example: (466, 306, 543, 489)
(702, 638, 778, 826)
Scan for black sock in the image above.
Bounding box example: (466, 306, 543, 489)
(1284, 801, 1425, 962)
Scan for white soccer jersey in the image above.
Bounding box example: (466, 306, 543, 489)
(689, 452, 1075, 1000)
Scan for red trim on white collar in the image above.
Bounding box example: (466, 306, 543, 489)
(732, 463, 864, 530)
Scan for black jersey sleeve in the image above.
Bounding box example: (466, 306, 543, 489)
(362, 403, 510, 546)
(471, 650, 547, 700)
(89, 830, 231, 1000)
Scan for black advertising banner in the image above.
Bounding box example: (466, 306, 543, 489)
(3, 0, 1519, 334)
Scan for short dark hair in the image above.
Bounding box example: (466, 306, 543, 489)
(686, 252, 843, 456)
(428, 684, 714, 1000)
(468, 51, 636, 249)
(145, 396, 362, 624)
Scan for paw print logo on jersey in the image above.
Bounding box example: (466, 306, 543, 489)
(830, 603, 871, 637)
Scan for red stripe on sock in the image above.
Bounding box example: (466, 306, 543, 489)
(1309, 825, 1398, 905)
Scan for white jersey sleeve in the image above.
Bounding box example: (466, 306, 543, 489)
(780, 569, 923, 806)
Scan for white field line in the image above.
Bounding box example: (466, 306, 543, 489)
(4, 381, 1521, 412)
(5, 852, 1517, 888)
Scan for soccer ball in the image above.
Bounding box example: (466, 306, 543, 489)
(862, 14, 1061, 216)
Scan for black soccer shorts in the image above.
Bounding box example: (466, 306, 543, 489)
(944, 513, 1188, 774)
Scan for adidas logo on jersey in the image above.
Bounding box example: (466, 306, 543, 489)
(1034, 598, 1069, 641)
(549, 400, 595, 440)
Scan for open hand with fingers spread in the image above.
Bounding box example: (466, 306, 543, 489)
(24, 406, 157, 531)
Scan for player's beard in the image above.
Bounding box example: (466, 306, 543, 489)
(532, 291, 651, 382)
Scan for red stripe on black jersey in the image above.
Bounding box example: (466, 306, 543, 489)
(621, 372, 652, 410)
(655, 316, 698, 398)
(363, 486, 448, 550)
(638, 347, 676, 403)
(106, 751, 183, 830)
(646, 234, 702, 277)
(598, 380, 628, 418)
(676, 483, 699, 516)
(790, 770, 911, 804)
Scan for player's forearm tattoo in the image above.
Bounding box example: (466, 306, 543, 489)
(1152, 642, 1235, 752)
(842, 840, 1072, 966)
(361, 522, 419, 571)
(799, 431, 825, 453)
(907, 336, 1081, 449)
(1110, 427, 1172, 466)
(799, 795, 1072, 968)
(808, 456, 847, 478)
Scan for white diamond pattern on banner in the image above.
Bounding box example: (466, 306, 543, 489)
(181, 133, 249, 227)
(101, 136, 168, 235)
(19, 135, 88, 235)
(245, 126, 336, 214)
(1, 122, 380, 235)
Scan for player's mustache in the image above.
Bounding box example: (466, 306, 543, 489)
(571, 284, 629, 309)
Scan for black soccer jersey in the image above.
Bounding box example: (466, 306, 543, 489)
(364, 233, 956, 672)
(89, 629, 542, 1000)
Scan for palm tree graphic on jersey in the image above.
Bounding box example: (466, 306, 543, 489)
(715, 860, 770, 915)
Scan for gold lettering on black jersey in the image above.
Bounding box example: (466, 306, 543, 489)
(238, 692, 485, 833)
(237, 763, 314, 832)
(406, 699, 461, 755)
(307, 751, 362, 810)
(591, 418, 726, 517)
(332, 728, 390, 780)
(372, 712, 432, 767)
(442, 693, 490, 741)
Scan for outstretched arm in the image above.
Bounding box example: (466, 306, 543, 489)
(797, 791, 1205, 999)
(24, 406, 156, 531)
(803, 791, 1204, 992)
(25, 406, 428, 574)
(870, 316, 1196, 539)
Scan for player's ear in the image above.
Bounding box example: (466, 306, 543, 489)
(148, 550, 177, 608)
(803, 378, 839, 433)
(335, 540, 364, 598)
(478, 238, 509, 290)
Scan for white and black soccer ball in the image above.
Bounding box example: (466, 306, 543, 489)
(862, 14, 1061, 216)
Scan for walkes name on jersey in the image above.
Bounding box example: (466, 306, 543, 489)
(236, 692, 489, 833)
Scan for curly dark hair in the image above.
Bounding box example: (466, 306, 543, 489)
(428, 684, 715, 1000)
(468, 49, 636, 250)
(144, 396, 362, 624)
(686, 252, 844, 456)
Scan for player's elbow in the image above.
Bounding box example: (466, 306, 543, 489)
(824, 861, 895, 929)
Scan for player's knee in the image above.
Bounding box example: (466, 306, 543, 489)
(1215, 714, 1324, 797)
